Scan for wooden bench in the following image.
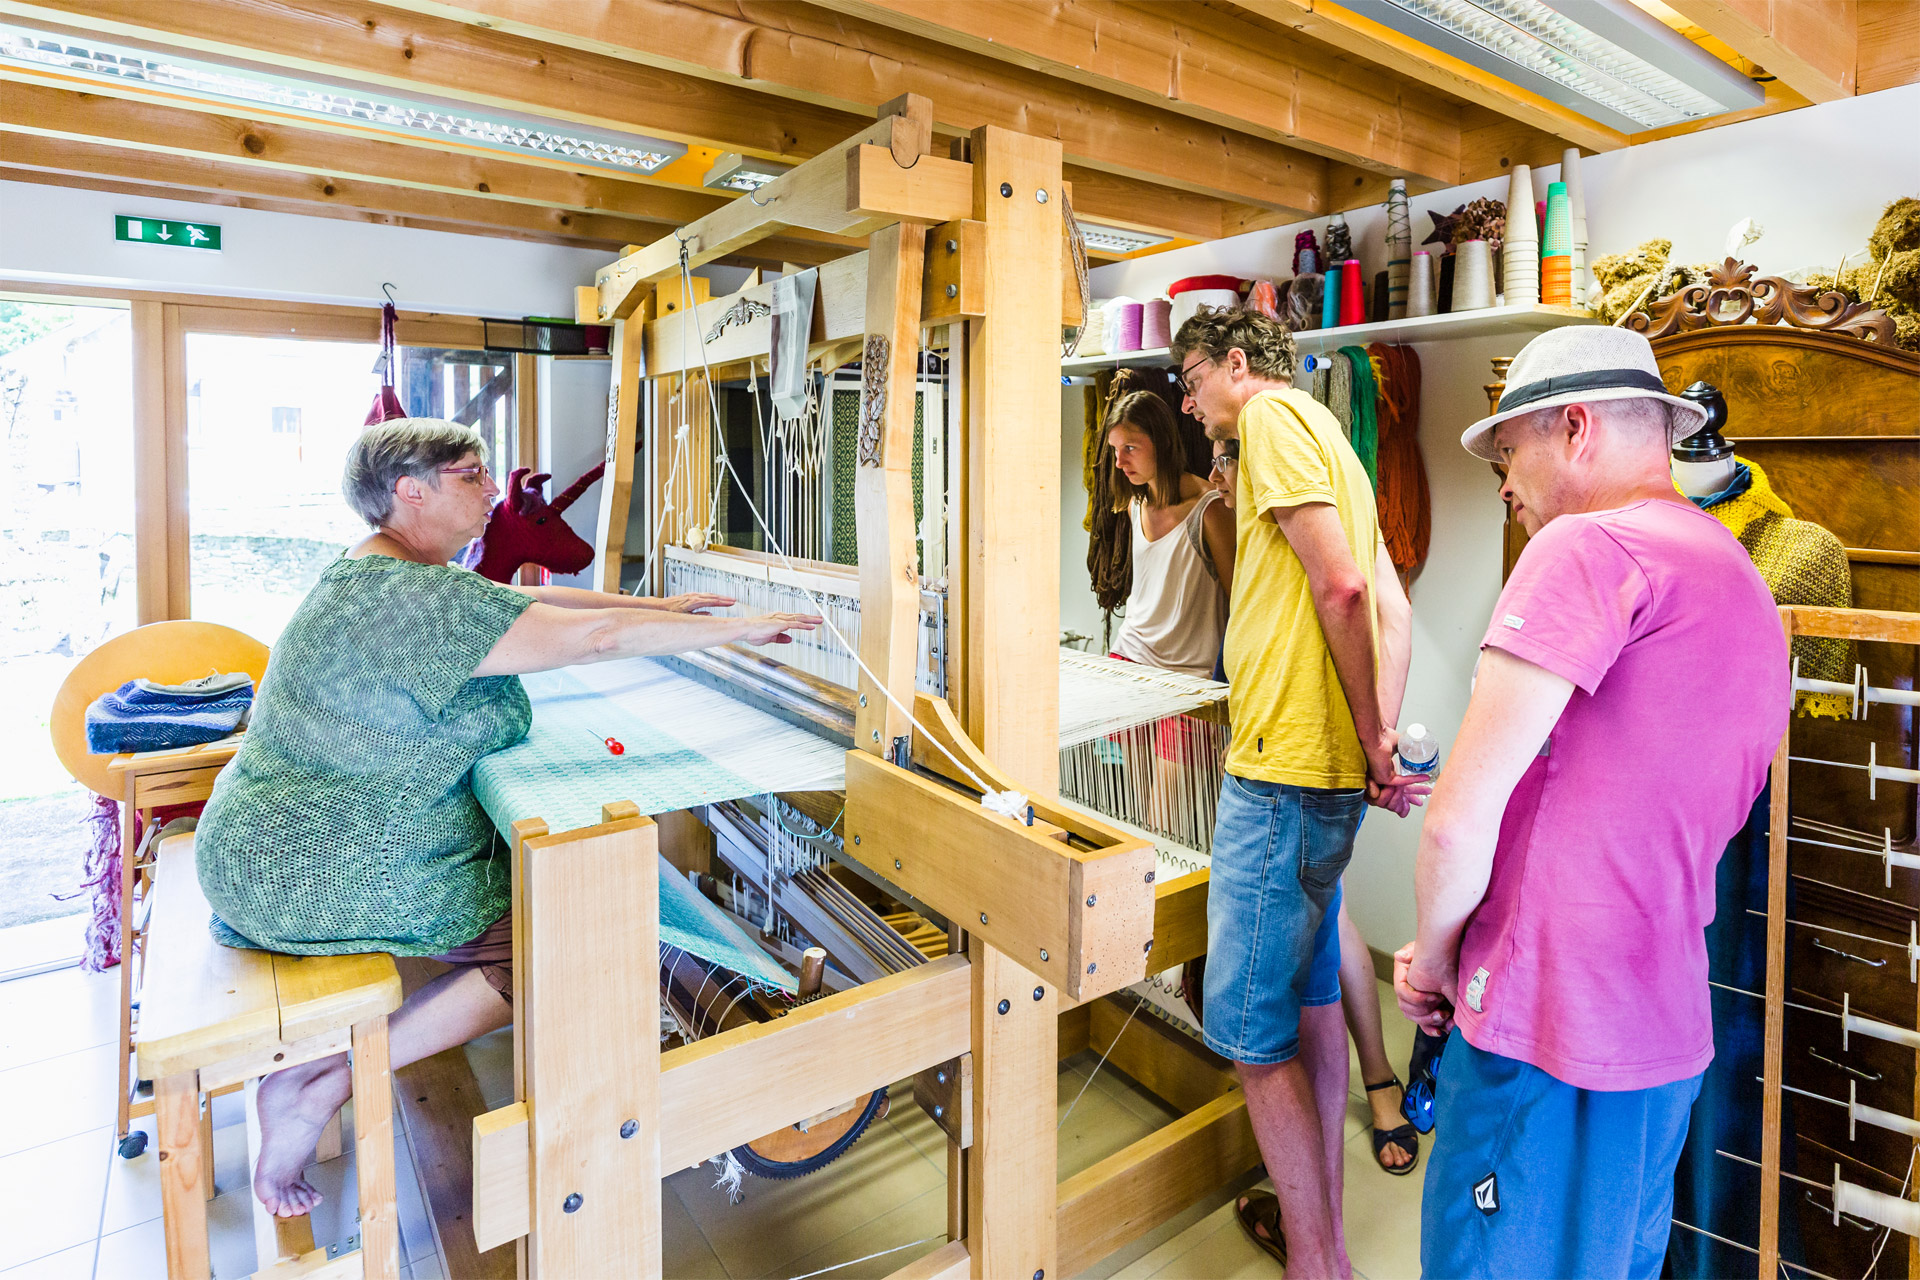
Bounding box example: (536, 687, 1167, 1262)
(136, 835, 404, 1280)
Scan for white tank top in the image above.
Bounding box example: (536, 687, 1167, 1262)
(1111, 489, 1227, 679)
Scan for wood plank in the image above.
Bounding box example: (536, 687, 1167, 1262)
(1055, 1090, 1261, 1277)
(842, 752, 1153, 1002)
(198, 1024, 350, 1094)
(592, 305, 646, 593)
(810, 0, 1460, 185)
(395, 1048, 515, 1280)
(1783, 605, 1920, 644)
(1148, 870, 1210, 972)
(1236, 0, 1626, 154)
(967, 941, 1056, 1280)
(1664, 0, 1857, 101)
(350, 1017, 401, 1280)
(471, 1102, 530, 1252)
(1858, 0, 1920, 93)
(156, 1071, 210, 1280)
(1758, 607, 1793, 1279)
(922, 220, 986, 323)
(369, 0, 1326, 215)
(136, 838, 281, 1081)
(846, 145, 975, 225)
(657, 954, 973, 1171)
(160, 302, 189, 620)
(271, 953, 401, 1045)
(520, 806, 658, 1276)
(854, 211, 929, 755)
(963, 126, 1063, 789)
(129, 298, 169, 626)
(884, 1238, 968, 1280)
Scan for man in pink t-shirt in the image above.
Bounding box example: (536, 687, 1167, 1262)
(1394, 327, 1789, 1279)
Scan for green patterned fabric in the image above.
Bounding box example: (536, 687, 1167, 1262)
(829, 388, 926, 568)
(197, 555, 534, 955)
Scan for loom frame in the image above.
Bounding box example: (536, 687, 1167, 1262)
(446, 96, 1237, 1280)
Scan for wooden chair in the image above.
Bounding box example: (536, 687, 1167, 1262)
(138, 834, 403, 1280)
(48, 620, 270, 1159)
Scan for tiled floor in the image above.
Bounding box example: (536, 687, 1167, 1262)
(0, 919, 1428, 1279)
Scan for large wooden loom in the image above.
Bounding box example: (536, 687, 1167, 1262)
(393, 98, 1247, 1280)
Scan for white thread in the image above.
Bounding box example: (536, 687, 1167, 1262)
(1059, 996, 1141, 1130)
(784, 1236, 945, 1280)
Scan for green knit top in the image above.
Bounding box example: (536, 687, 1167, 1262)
(196, 555, 534, 955)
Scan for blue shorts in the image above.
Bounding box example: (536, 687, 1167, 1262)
(1201, 774, 1362, 1065)
(1421, 1035, 1703, 1280)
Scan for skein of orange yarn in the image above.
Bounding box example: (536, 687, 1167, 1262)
(1368, 343, 1431, 576)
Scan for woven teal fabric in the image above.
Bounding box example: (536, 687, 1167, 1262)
(473, 666, 798, 993)
(197, 555, 533, 955)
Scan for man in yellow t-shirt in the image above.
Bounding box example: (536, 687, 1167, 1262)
(1172, 309, 1420, 1278)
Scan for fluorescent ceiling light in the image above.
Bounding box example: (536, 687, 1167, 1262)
(1079, 223, 1173, 255)
(1350, 0, 1763, 132)
(0, 25, 687, 172)
(702, 153, 793, 192)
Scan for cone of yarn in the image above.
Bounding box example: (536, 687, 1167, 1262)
(1339, 259, 1366, 327)
(1505, 164, 1538, 249)
(1322, 261, 1343, 330)
(1386, 178, 1412, 320)
(1541, 254, 1573, 307)
(1563, 147, 1589, 296)
(1076, 305, 1108, 356)
(1141, 298, 1173, 350)
(1407, 252, 1434, 318)
(1542, 182, 1572, 257)
(1454, 240, 1495, 310)
(1110, 300, 1144, 352)
(1298, 246, 1319, 275)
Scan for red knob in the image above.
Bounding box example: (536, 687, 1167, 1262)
(605, 737, 625, 755)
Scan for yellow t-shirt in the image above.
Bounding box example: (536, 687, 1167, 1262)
(1225, 389, 1381, 788)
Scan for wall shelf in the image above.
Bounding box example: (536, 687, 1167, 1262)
(1061, 304, 1598, 375)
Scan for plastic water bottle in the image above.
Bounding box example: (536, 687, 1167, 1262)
(1396, 723, 1439, 777)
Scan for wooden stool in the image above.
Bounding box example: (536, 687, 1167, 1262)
(136, 835, 403, 1280)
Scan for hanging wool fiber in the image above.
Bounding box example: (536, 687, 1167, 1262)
(1338, 344, 1379, 490)
(1370, 344, 1431, 575)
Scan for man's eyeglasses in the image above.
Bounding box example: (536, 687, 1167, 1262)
(1175, 356, 1211, 398)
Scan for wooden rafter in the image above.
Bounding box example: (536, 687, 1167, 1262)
(1662, 0, 1857, 102)
(0, 132, 849, 263)
(1233, 0, 1627, 154)
(803, 0, 1462, 185)
(364, 0, 1330, 217)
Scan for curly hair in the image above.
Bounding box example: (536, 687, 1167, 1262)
(1170, 306, 1297, 383)
(1103, 391, 1188, 510)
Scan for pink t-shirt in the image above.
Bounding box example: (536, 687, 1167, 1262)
(1455, 499, 1789, 1091)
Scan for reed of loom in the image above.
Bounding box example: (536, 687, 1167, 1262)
(441, 98, 1217, 1280)
(1756, 606, 1920, 1280)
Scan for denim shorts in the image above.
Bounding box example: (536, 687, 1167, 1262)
(1202, 774, 1364, 1064)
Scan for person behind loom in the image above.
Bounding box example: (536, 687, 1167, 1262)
(194, 418, 821, 1219)
(1208, 437, 1423, 1181)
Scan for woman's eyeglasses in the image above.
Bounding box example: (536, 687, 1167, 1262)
(439, 464, 492, 481)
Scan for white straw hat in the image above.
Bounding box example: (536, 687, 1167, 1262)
(1459, 326, 1707, 461)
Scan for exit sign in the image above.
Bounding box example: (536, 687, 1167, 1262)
(116, 215, 221, 251)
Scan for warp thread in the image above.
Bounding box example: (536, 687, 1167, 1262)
(1370, 344, 1430, 575)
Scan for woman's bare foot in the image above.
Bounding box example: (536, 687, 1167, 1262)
(253, 1058, 352, 1217)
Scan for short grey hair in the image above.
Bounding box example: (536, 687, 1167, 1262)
(1519, 397, 1682, 450)
(342, 418, 487, 527)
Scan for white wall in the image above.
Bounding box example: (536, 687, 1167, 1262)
(1081, 84, 1920, 950)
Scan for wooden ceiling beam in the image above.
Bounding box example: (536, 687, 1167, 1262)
(0, 76, 874, 252)
(803, 0, 1460, 185)
(1856, 0, 1920, 94)
(0, 132, 850, 265)
(1660, 0, 1857, 102)
(1232, 0, 1626, 155)
(5, 0, 1251, 242)
(363, 0, 1331, 217)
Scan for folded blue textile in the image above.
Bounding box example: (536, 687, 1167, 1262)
(85, 673, 254, 754)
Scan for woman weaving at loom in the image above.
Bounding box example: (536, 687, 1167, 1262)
(193, 417, 821, 1220)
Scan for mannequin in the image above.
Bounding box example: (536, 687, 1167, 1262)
(1670, 381, 1739, 499)
(1671, 380, 1852, 717)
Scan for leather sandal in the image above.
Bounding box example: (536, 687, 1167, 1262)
(1235, 1192, 1287, 1265)
(1365, 1076, 1420, 1176)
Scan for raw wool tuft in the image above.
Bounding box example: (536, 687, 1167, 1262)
(1801, 195, 1920, 351)
(1589, 238, 1712, 325)
(1868, 196, 1920, 261)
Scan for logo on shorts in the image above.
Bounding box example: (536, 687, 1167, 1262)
(1502, 614, 1525, 630)
(1464, 966, 1490, 1013)
(1473, 1172, 1500, 1215)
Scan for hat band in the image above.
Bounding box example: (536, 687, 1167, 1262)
(1498, 368, 1669, 415)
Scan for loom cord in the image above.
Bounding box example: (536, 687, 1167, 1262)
(1369, 343, 1431, 575)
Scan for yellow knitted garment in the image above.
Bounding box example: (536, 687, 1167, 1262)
(1689, 458, 1854, 719)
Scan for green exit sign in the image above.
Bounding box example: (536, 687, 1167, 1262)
(115, 215, 221, 251)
